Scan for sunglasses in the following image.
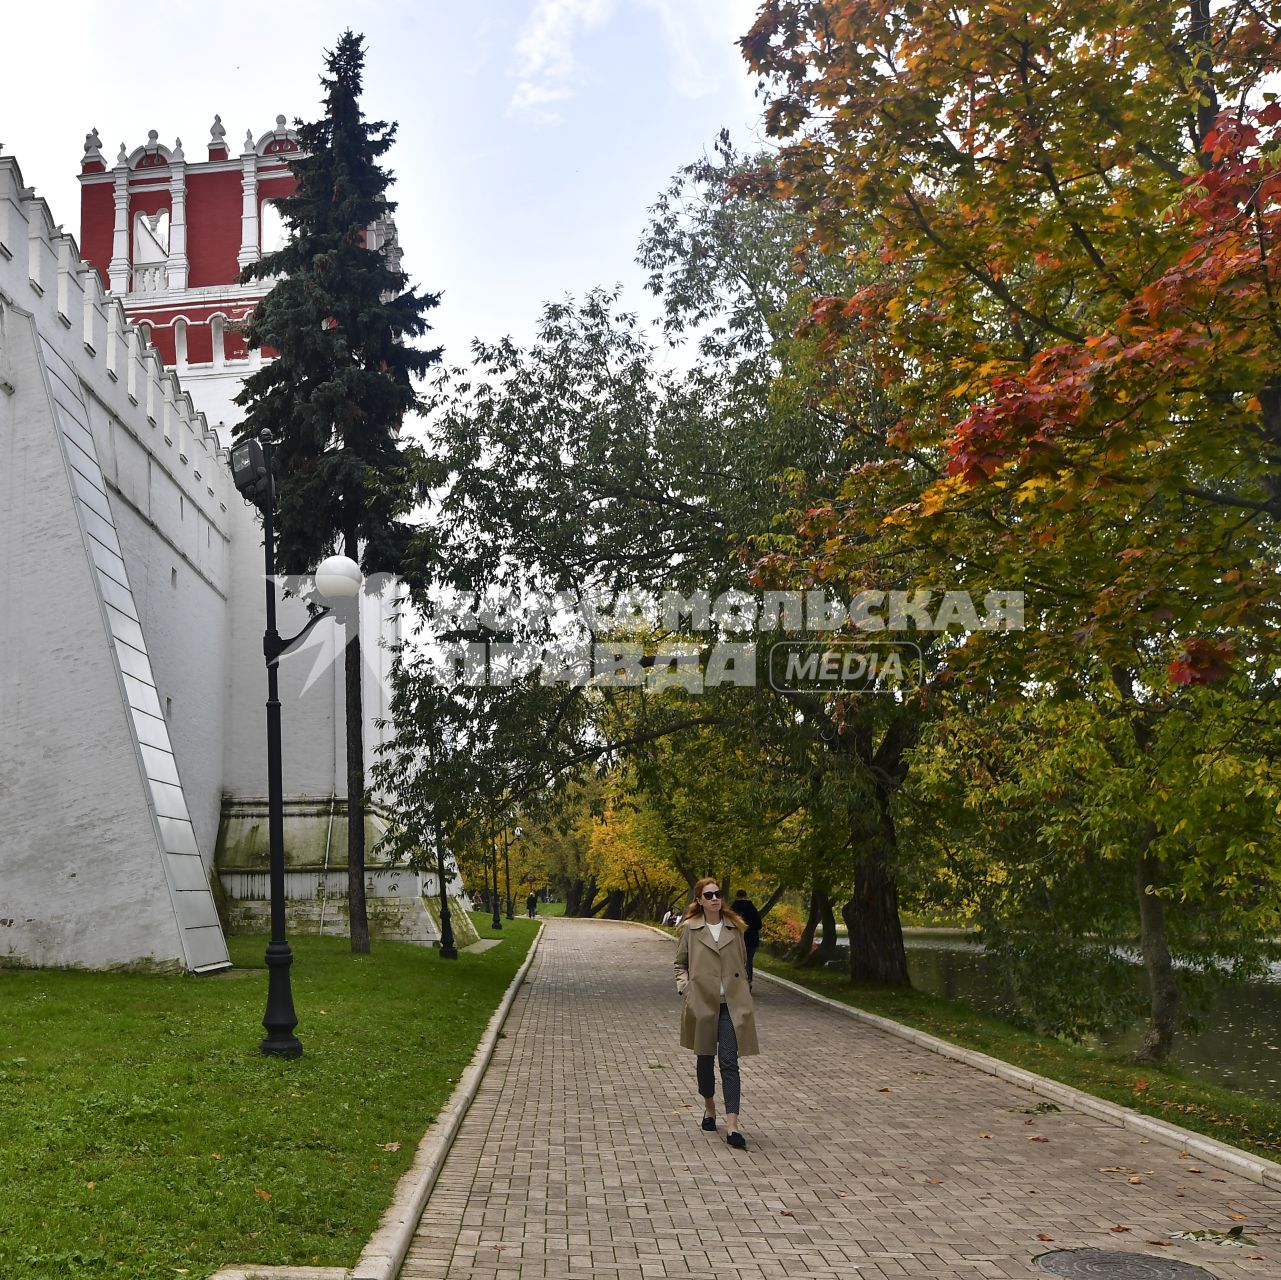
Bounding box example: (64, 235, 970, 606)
(702, 889, 722, 899)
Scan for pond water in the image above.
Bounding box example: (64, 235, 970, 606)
(829, 936, 1281, 1103)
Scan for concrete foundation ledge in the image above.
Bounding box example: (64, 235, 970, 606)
(210, 922, 545, 1280)
(757, 967, 1281, 1192)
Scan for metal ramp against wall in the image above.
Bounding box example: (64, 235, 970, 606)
(38, 332, 231, 973)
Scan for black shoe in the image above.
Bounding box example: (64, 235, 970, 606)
(727, 1131, 747, 1149)
(701, 1115, 717, 1132)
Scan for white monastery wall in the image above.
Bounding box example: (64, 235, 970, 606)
(3, 135, 424, 967)
(0, 153, 234, 866)
(0, 310, 196, 969)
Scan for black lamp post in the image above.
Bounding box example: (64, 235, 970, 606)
(503, 825, 514, 921)
(490, 830, 502, 931)
(436, 830, 457, 960)
(229, 429, 360, 1058)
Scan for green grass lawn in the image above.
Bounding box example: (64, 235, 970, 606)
(756, 953, 1281, 1163)
(0, 925, 536, 1280)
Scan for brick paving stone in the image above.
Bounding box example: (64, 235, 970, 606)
(397, 918, 1281, 1280)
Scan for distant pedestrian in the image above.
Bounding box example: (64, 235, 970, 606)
(673, 877, 758, 1150)
(729, 895, 762, 984)
(526, 891, 538, 919)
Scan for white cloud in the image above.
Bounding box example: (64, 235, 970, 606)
(510, 0, 616, 122)
(640, 0, 753, 100)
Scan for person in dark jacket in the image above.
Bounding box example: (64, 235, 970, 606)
(729, 895, 762, 984)
(526, 890, 538, 918)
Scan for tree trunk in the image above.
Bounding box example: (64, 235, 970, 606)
(844, 853, 909, 985)
(345, 590, 370, 954)
(577, 878, 601, 917)
(794, 889, 821, 963)
(565, 878, 585, 916)
(759, 882, 787, 916)
(811, 887, 838, 966)
(1134, 851, 1179, 1063)
(602, 888, 624, 920)
(796, 887, 838, 967)
(828, 710, 915, 986)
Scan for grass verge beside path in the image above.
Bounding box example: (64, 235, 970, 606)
(0, 925, 537, 1280)
(755, 953, 1281, 1164)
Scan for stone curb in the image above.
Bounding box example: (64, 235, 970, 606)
(754, 966, 1281, 1192)
(211, 922, 545, 1280)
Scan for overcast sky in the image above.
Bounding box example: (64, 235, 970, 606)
(2, 0, 766, 365)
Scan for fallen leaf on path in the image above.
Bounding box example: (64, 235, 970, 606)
(781, 1210, 794, 1217)
(1171, 1226, 1256, 1247)
(926, 1178, 943, 1185)
(878, 1087, 891, 1092)
(1028, 1135, 1049, 1143)
(979, 1131, 992, 1139)
(1037, 1233, 1054, 1242)
(1228, 1212, 1248, 1221)
(1110, 1225, 1131, 1233)
(1146, 1240, 1171, 1247)
(1127, 1176, 1143, 1184)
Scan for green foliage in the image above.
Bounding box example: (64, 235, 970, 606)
(903, 678, 1281, 1041)
(759, 902, 804, 948)
(389, 144, 915, 964)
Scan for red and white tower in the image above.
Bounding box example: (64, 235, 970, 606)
(77, 115, 302, 437)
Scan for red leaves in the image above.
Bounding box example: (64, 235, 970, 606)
(939, 102, 1281, 495)
(1167, 639, 1236, 687)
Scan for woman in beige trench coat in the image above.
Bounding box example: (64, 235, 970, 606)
(674, 876, 759, 1149)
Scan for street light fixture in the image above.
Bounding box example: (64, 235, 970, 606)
(231, 429, 360, 1059)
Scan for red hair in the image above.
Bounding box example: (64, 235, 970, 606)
(683, 876, 745, 930)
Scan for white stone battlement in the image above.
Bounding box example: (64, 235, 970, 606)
(0, 154, 228, 508)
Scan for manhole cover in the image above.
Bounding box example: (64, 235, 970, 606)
(1036, 1249, 1216, 1278)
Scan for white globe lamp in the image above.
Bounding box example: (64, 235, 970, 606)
(314, 554, 361, 602)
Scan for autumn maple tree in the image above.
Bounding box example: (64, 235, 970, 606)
(741, 0, 1281, 1056)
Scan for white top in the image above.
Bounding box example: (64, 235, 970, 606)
(708, 919, 725, 998)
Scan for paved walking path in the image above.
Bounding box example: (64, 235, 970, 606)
(400, 918, 1281, 1279)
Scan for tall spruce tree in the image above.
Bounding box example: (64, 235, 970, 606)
(235, 30, 441, 953)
